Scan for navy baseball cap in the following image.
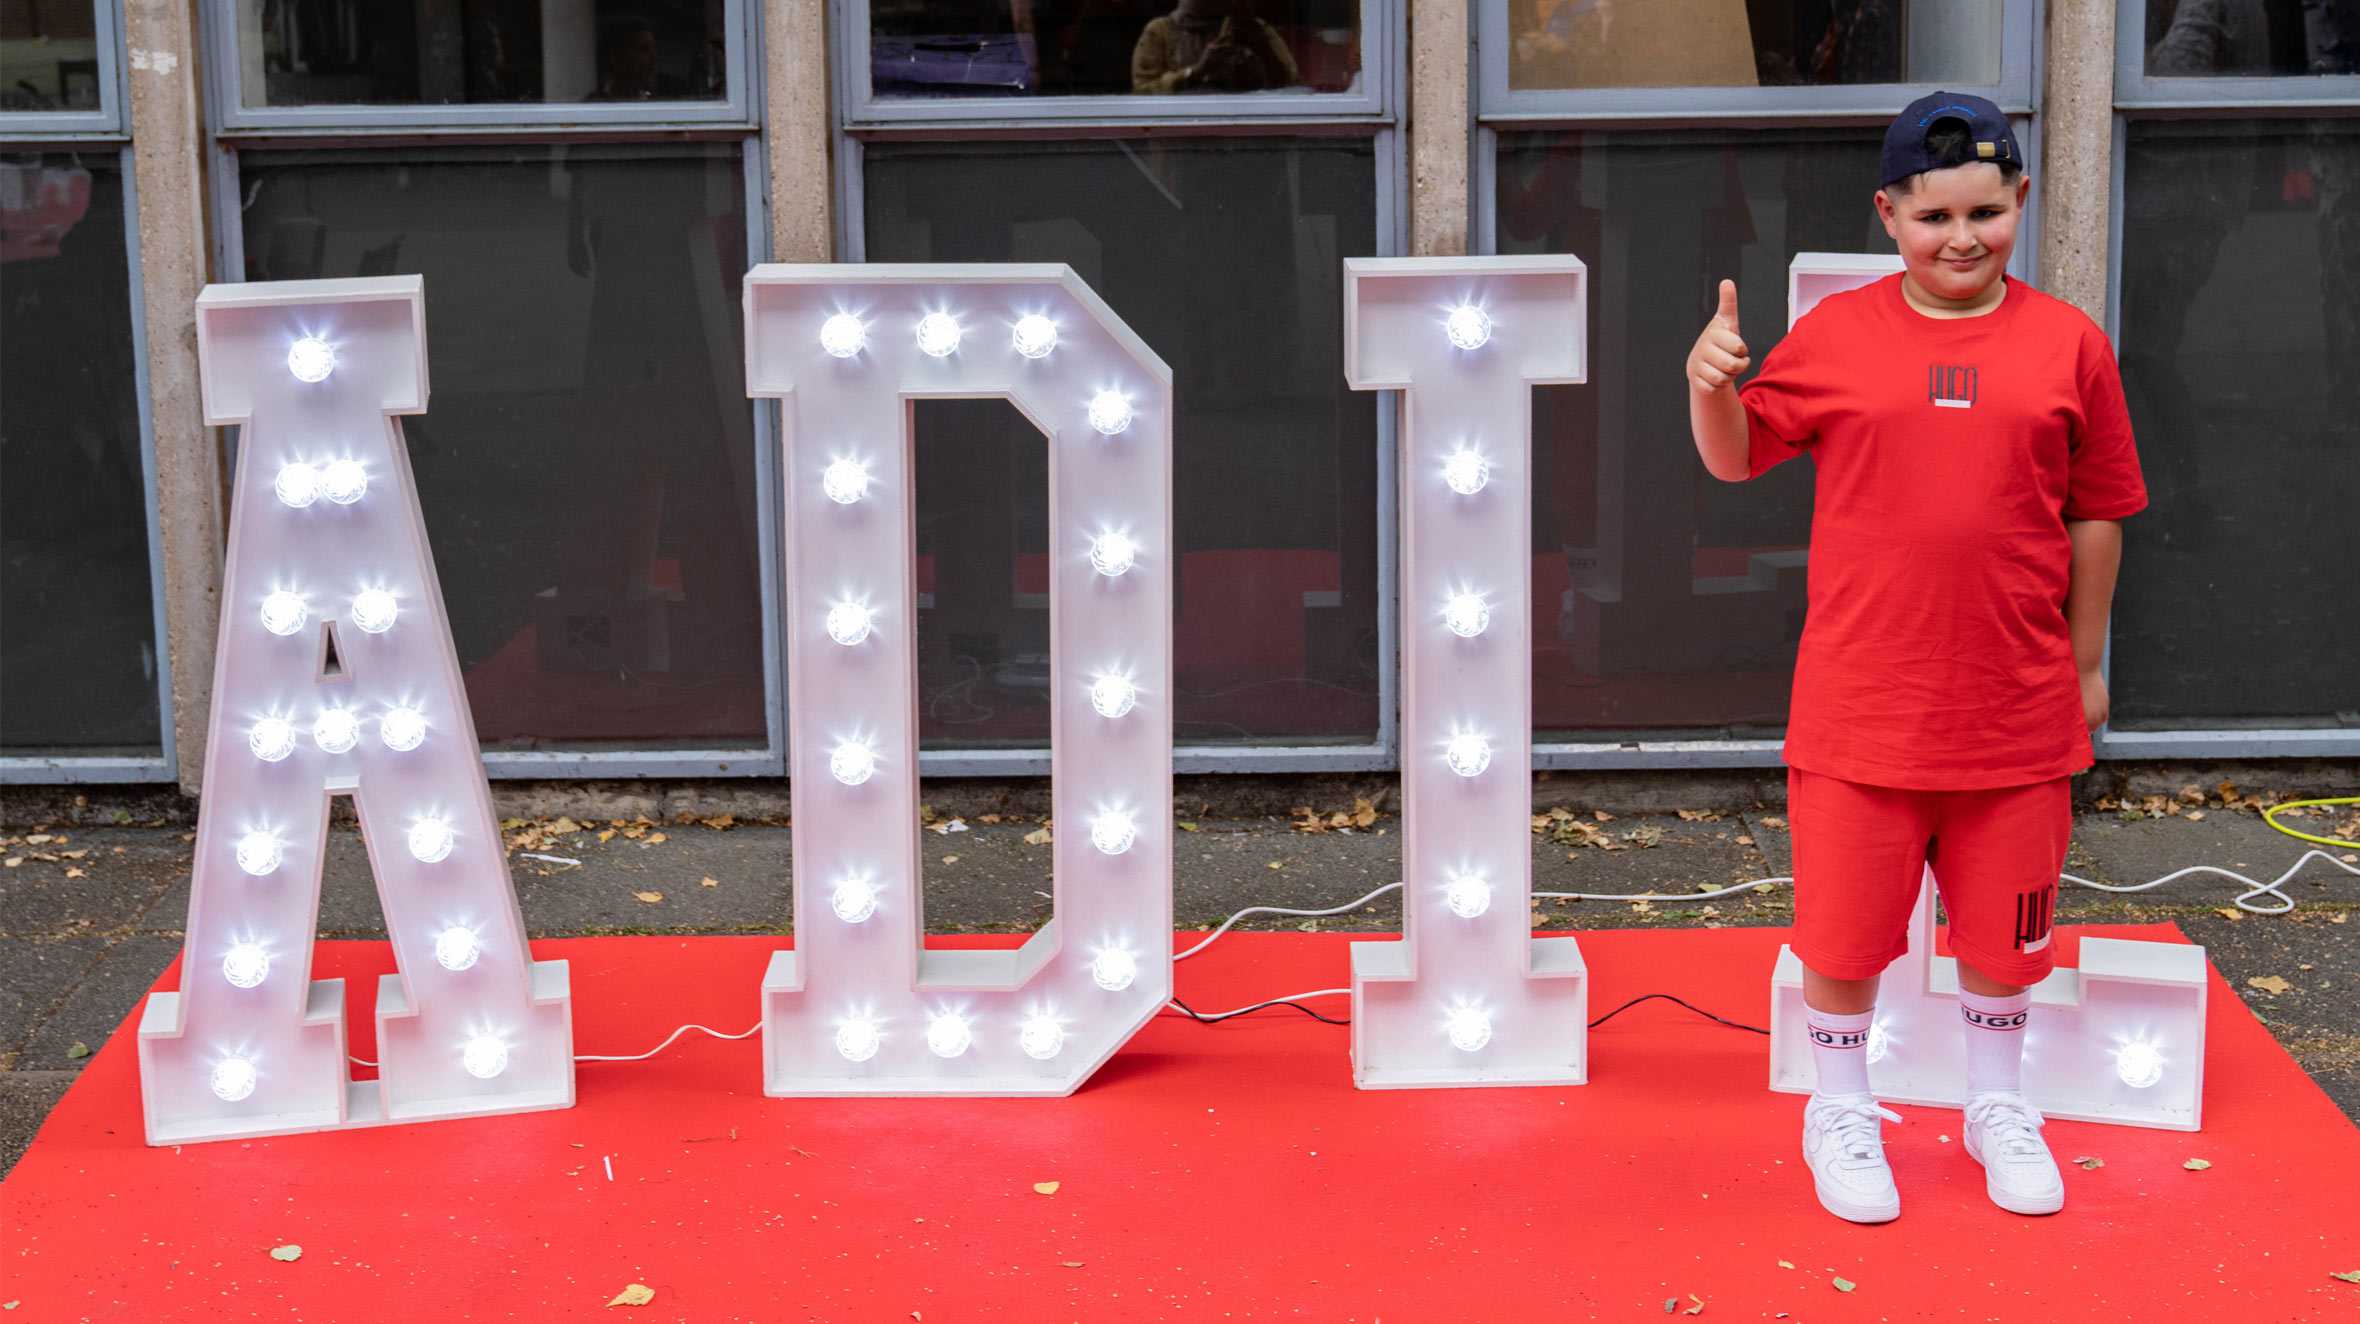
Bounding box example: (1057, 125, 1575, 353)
(1880, 91, 2021, 186)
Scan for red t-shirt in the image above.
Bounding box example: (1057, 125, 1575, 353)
(1739, 273, 2147, 790)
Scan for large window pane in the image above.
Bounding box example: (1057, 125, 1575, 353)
(239, 142, 766, 752)
(2, 0, 104, 111)
(2, 148, 162, 754)
(2113, 118, 2360, 728)
(1495, 127, 1890, 741)
(2142, 0, 2359, 77)
(1508, 0, 2002, 90)
(864, 137, 1380, 747)
(235, 0, 729, 107)
(868, 0, 1362, 100)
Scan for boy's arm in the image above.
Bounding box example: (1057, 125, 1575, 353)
(1687, 279, 1752, 481)
(2065, 518, 2123, 731)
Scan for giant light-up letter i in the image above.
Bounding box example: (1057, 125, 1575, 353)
(746, 265, 1174, 1095)
(1343, 257, 1591, 1088)
(138, 277, 572, 1145)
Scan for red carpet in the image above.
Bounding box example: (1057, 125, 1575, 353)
(7, 926, 2358, 1321)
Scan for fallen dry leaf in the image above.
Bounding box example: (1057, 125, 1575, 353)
(2183, 1157, 2212, 1171)
(2328, 1270, 2360, 1284)
(1267, 860, 1284, 870)
(700, 877, 719, 888)
(269, 1245, 302, 1262)
(1684, 1294, 1705, 1315)
(643, 832, 667, 845)
(1176, 821, 1199, 832)
(634, 891, 664, 904)
(1759, 816, 1786, 829)
(2215, 908, 2244, 922)
(2247, 975, 2293, 996)
(1033, 1181, 1060, 1195)
(607, 1283, 655, 1308)
(1060, 1261, 1086, 1269)
(2074, 1155, 2103, 1170)
(1776, 1260, 1794, 1270)
(1831, 1276, 1855, 1293)
(1024, 827, 1053, 846)
(64, 868, 85, 879)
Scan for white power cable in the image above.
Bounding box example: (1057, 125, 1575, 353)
(2061, 849, 2358, 916)
(576, 1021, 760, 1063)
(1171, 881, 1405, 962)
(1167, 989, 1350, 1022)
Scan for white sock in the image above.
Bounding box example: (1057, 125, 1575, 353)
(1960, 988, 2032, 1096)
(1806, 1007, 1876, 1098)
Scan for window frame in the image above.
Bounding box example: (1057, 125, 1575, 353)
(202, 0, 759, 133)
(1476, 0, 2038, 123)
(837, 0, 1405, 774)
(2097, 5, 2360, 758)
(834, 0, 1392, 126)
(0, 0, 126, 137)
(196, 0, 787, 779)
(0, 0, 177, 783)
(1475, 0, 2045, 768)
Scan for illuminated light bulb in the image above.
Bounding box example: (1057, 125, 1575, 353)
(274, 462, 321, 508)
(831, 873, 880, 924)
(287, 336, 337, 383)
(210, 1057, 259, 1102)
(408, 816, 455, 864)
(1443, 304, 1492, 351)
(1086, 390, 1133, 436)
(1444, 730, 1493, 779)
(819, 312, 868, 359)
(825, 600, 874, 647)
(829, 739, 878, 787)
(1012, 314, 1059, 360)
(1445, 1005, 1493, 1053)
(434, 925, 481, 972)
(249, 717, 297, 764)
(915, 312, 963, 358)
(1866, 1019, 1893, 1066)
(222, 942, 270, 989)
(2116, 1039, 2165, 1089)
(461, 1034, 509, 1080)
(1018, 1014, 1065, 1061)
(312, 706, 360, 755)
(1442, 592, 1489, 639)
(821, 457, 872, 505)
(349, 589, 398, 635)
(235, 830, 283, 877)
(925, 1011, 974, 1058)
(1089, 809, 1137, 856)
(1091, 947, 1138, 992)
(1089, 531, 1137, 578)
(1443, 871, 1492, 919)
(1088, 672, 1138, 719)
(380, 705, 427, 752)
(1442, 447, 1491, 496)
(259, 590, 308, 637)
(320, 458, 368, 506)
(836, 1016, 882, 1063)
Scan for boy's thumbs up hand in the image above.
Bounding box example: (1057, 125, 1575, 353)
(1687, 278, 1751, 394)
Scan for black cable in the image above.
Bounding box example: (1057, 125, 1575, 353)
(1587, 992, 1769, 1036)
(1165, 995, 1352, 1027)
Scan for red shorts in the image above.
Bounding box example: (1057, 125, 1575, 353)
(1787, 767, 2070, 986)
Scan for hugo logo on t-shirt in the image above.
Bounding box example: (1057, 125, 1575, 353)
(1928, 362, 1980, 409)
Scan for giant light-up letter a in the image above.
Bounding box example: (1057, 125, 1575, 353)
(1766, 252, 2208, 1130)
(745, 265, 1173, 1095)
(1344, 257, 1590, 1088)
(138, 277, 573, 1145)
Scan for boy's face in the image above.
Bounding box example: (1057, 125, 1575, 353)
(1873, 163, 2033, 302)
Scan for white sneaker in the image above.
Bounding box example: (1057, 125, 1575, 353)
(1963, 1091, 2065, 1215)
(1801, 1092, 1903, 1224)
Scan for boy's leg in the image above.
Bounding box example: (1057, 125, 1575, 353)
(1930, 777, 2073, 1216)
(1787, 768, 1937, 1224)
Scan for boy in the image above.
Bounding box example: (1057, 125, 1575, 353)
(1683, 92, 2148, 1224)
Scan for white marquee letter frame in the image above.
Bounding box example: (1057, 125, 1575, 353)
(1344, 256, 1591, 1088)
(1765, 252, 2208, 1130)
(746, 264, 1174, 1096)
(139, 276, 572, 1145)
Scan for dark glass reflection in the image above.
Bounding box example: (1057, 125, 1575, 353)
(1495, 127, 1890, 741)
(238, 0, 728, 107)
(1507, 0, 2001, 90)
(865, 137, 1381, 747)
(869, 0, 1361, 99)
(2142, 0, 2360, 77)
(1, 149, 163, 753)
(2, 1, 105, 110)
(239, 143, 766, 751)
(2113, 118, 2360, 727)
